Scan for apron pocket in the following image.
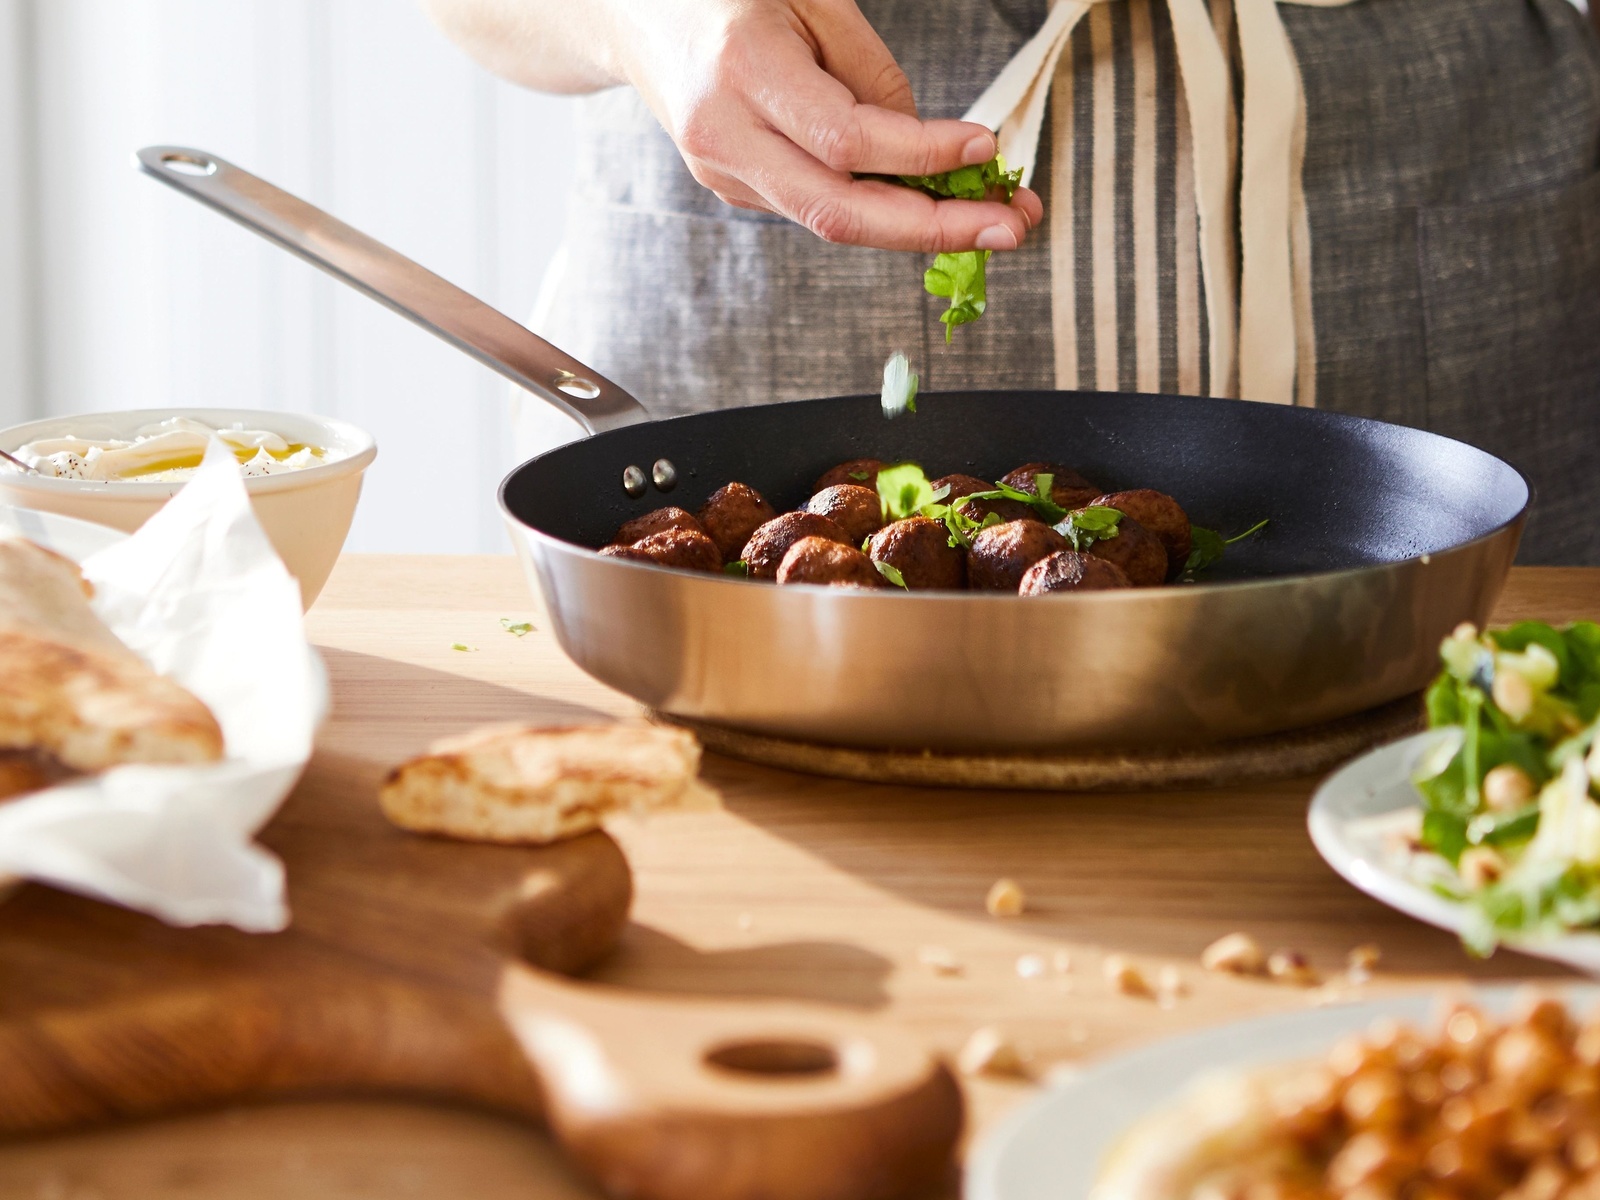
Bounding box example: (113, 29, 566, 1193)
(1419, 171, 1600, 565)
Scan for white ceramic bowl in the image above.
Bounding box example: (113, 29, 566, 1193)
(0, 408, 376, 608)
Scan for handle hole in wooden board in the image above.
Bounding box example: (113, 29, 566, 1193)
(704, 1038, 838, 1078)
(161, 153, 217, 177)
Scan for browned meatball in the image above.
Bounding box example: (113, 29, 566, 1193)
(1001, 462, 1102, 510)
(967, 520, 1070, 591)
(597, 529, 722, 573)
(804, 484, 884, 544)
(1078, 513, 1167, 587)
(697, 482, 778, 561)
(742, 512, 851, 580)
(936, 473, 1035, 526)
(813, 458, 886, 493)
(1019, 551, 1132, 595)
(776, 537, 886, 589)
(611, 505, 705, 547)
(867, 517, 966, 590)
(1091, 489, 1191, 575)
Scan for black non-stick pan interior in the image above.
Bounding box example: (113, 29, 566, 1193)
(501, 390, 1530, 581)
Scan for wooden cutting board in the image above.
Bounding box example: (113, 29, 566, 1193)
(0, 759, 961, 1200)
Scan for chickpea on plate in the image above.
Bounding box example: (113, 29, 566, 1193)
(600, 457, 1265, 595)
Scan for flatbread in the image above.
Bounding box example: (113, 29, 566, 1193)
(0, 538, 224, 771)
(0, 750, 65, 802)
(379, 723, 718, 844)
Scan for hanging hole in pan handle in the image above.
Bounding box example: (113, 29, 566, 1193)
(555, 372, 602, 401)
(158, 151, 218, 177)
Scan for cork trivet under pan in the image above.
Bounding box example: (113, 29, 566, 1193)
(654, 696, 1423, 792)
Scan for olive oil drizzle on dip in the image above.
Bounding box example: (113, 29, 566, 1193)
(16, 418, 331, 482)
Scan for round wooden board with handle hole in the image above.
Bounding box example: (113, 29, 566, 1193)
(0, 764, 961, 1200)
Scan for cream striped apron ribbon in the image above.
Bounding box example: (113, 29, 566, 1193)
(964, 0, 1355, 406)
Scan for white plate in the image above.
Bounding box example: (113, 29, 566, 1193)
(0, 502, 127, 561)
(1308, 733, 1600, 974)
(967, 983, 1600, 1200)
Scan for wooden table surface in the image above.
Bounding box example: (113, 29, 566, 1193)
(4, 559, 1596, 1199)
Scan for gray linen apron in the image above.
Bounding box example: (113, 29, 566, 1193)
(533, 0, 1600, 564)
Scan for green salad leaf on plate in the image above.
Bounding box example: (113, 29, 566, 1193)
(1413, 619, 1600, 953)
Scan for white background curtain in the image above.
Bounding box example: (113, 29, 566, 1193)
(0, 0, 575, 554)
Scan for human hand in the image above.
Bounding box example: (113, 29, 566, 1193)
(599, 0, 1043, 252)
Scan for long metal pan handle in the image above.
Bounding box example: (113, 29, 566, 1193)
(136, 146, 650, 436)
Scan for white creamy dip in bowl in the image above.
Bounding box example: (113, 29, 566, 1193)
(0, 408, 376, 608)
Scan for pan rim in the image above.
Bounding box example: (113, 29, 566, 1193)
(498, 389, 1533, 596)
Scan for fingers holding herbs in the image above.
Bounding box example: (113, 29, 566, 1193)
(610, 0, 1037, 255)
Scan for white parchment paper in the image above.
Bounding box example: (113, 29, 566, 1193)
(0, 441, 326, 931)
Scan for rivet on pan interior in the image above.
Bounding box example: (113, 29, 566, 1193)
(651, 459, 678, 492)
(622, 465, 648, 498)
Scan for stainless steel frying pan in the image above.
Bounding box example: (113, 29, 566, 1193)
(138, 146, 1529, 752)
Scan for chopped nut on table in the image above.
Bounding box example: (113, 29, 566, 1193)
(985, 877, 1026, 917)
(1345, 942, 1382, 982)
(958, 1026, 1027, 1079)
(1015, 953, 1046, 980)
(1201, 932, 1267, 975)
(917, 944, 964, 977)
(1103, 954, 1154, 998)
(1155, 964, 1188, 1007)
(1266, 949, 1321, 987)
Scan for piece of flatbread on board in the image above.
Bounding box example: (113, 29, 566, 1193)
(380, 724, 718, 844)
(0, 751, 64, 802)
(0, 537, 224, 773)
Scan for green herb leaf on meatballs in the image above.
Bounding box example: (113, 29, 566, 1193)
(723, 559, 749, 577)
(874, 560, 909, 589)
(956, 478, 1068, 525)
(1181, 518, 1269, 580)
(924, 500, 1000, 550)
(876, 463, 939, 521)
(1053, 505, 1124, 552)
